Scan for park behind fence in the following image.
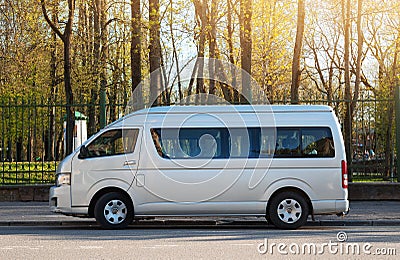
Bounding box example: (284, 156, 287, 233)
(0, 97, 398, 185)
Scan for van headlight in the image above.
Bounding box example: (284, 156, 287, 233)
(56, 173, 71, 186)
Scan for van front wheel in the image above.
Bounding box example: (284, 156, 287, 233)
(94, 192, 133, 229)
(268, 191, 308, 229)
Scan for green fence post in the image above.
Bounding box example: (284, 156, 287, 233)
(100, 88, 106, 129)
(396, 85, 400, 182)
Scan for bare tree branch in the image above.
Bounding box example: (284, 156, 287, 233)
(40, 0, 64, 41)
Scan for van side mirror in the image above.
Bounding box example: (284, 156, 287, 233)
(79, 145, 89, 159)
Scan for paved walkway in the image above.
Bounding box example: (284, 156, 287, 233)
(0, 201, 399, 227)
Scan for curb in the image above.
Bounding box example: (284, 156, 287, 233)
(1, 219, 400, 227)
(0, 221, 97, 227)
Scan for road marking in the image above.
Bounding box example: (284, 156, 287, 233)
(141, 245, 180, 249)
(0, 246, 44, 250)
(79, 246, 104, 249)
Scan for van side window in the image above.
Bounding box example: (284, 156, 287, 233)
(301, 128, 335, 157)
(275, 129, 301, 157)
(85, 129, 139, 158)
(151, 127, 334, 159)
(151, 128, 226, 159)
(150, 128, 227, 159)
(229, 128, 254, 158)
(275, 127, 334, 158)
(229, 128, 275, 158)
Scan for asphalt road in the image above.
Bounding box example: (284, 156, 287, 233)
(1, 201, 400, 226)
(0, 226, 399, 259)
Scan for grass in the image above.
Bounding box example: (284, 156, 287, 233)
(352, 178, 397, 182)
(0, 161, 56, 185)
(351, 171, 398, 182)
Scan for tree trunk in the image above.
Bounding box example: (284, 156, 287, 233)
(110, 69, 118, 122)
(100, 0, 108, 126)
(149, 0, 162, 106)
(343, 0, 353, 178)
(64, 25, 74, 156)
(227, 0, 237, 103)
(383, 25, 400, 180)
(88, 0, 101, 135)
(41, 0, 75, 156)
(290, 0, 305, 105)
(131, 0, 142, 93)
(240, 0, 252, 104)
(169, 0, 183, 102)
(193, 0, 207, 104)
(47, 10, 58, 161)
(208, 0, 217, 103)
(352, 0, 363, 114)
(63, 0, 75, 156)
(186, 59, 198, 104)
(64, 33, 75, 155)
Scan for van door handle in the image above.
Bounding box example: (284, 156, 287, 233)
(124, 160, 136, 166)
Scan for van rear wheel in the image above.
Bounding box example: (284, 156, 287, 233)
(94, 192, 133, 229)
(267, 191, 308, 229)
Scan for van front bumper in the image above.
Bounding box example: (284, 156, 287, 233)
(49, 185, 72, 214)
(49, 185, 89, 216)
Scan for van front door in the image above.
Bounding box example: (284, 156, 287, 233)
(71, 128, 142, 207)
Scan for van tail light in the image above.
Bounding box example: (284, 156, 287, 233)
(341, 160, 348, 189)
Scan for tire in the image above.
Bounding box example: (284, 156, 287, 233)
(94, 192, 134, 229)
(267, 191, 309, 229)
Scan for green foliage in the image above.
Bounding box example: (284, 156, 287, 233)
(0, 162, 56, 185)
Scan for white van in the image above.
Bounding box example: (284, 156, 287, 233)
(50, 105, 349, 229)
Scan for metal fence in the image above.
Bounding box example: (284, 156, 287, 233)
(275, 97, 398, 182)
(0, 97, 398, 185)
(0, 97, 126, 185)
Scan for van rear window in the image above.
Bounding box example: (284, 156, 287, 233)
(275, 127, 335, 158)
(151, 127, 334, 159)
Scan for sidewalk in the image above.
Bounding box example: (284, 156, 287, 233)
(0, 201, 399, 227)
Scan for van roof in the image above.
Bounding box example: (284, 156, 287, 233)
(107, 105, 333, 128)
(128, 104, 332, 115)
